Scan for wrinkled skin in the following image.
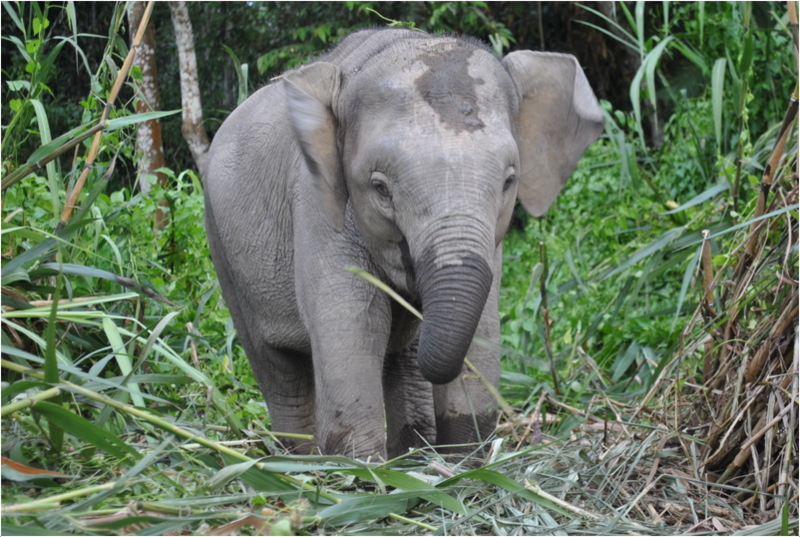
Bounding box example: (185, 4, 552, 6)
(203, 29, 604, 459)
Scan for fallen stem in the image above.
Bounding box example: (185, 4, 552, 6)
(1, 387, 61, 417)
(2, 483, 115, 513)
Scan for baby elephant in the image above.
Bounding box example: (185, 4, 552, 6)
(203, 29, 603, 459)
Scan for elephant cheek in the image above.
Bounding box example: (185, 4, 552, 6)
(416, 253, 494, 385)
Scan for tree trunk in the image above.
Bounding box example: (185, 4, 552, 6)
(128, 1, 169, 230)
(169, 1, 210, 176)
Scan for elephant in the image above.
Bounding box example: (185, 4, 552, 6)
(203, 28, 603, 460)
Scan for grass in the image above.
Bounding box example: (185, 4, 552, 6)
(2, 1, 798, 535)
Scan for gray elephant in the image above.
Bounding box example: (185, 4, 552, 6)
(203, 29, 603, 460)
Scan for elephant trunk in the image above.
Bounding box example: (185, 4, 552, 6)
(415, 250, 494, 385)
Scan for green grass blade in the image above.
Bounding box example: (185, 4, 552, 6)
(661, 182, 728, 214)
(698, 1, 705, 42)
(712, 58, 727, 152)
(444, 468, 570, 515)
(29, 98, 61, 219)
(644, 35, 674, 133)
(600, 226, 684, 280)
(347, 467, 467, 515)
(103, 110, 181, 131)
(102, 317, 145, 408)
(683, 204, 798, 248)
(208, 459, 261, 492)
(317, 492, 420, 527)
(32, 401, 141, 462)
(43, 258, 64, 452)
(635, 1, 645, 58)
(673, 243, 702, 331)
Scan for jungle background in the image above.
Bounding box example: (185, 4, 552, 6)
(1, 1, 797, 535)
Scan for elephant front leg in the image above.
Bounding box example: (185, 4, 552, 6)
(306, 287, 394, 459)
(383, 340, 436, 459)
(313, 337, 390, 459)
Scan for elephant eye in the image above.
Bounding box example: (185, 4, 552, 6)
(503, 174, 516, 193)
(372, 180, 392, 199)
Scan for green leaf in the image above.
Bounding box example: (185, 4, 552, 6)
(102, 317, 145, 408)
(219, 454, 298, 493)
(43, 258, 63, 452)
(25, 121, 92, 165)
(32, 401, 140, 462)
(711, 58, 727, 151)
(660, 183, 728, 215)
(208, 459, 261, 492)
(442, 468, 569, 515)
(346, 467, 467, 515)
(318, 492, 420, 527)
(103, 110, 181, 131)
(611, 342, 640, 382)
(601, 227, 685, 280)
(673, 244, 703, 330)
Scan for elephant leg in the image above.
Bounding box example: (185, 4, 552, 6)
(383, 340, 436, 459)
(306, 292, 393, 459)
(249, 346, 317, 454)
(433, 246, 503, 451)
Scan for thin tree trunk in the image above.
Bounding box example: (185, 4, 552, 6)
(128, 1, 169, 230)
(169, 1, 210, 176)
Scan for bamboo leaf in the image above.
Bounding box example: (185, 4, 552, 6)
(600, 227, 685, 280)
(660, 183, 728, 214)
(103, 110, 181, 131)
(318, 492, 419, 526)
(102, 317, 145, 408)
(43, 258, 63, 452)
(442, 468, 570, 515)
(712, 58, 727, 151)
(32, 401, 140, 462)
(208, 459, 261, 492)
(672, 243, 703, 330)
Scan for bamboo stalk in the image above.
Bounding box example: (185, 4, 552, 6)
(56, 1, 157, 232)
(701, 230, 718, 383)
(388, 512, 437, 531)
(2, 483, 115, 513)
(744, 301, 799, 383)
(0, 387, 61, 417)
(735, 96, 798, 282)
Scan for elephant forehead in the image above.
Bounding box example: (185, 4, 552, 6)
(412, 44, 490, 135)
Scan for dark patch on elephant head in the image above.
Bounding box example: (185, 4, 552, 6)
(414, 47, 486, 134)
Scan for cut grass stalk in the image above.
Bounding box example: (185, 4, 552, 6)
(387, 512, 437, 531)
(2, 483, 116, 513)
(0, 386, 60, 416)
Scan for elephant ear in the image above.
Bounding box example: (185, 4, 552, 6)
(284, 62, 346, 232)
(502, 51, 604, 217)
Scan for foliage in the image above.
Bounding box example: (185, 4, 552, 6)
(1, 1, 797, 535)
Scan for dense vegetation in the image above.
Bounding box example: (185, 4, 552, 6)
(1, 1, 797, 535)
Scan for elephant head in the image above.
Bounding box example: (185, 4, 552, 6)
(283, 36, 603, 385)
